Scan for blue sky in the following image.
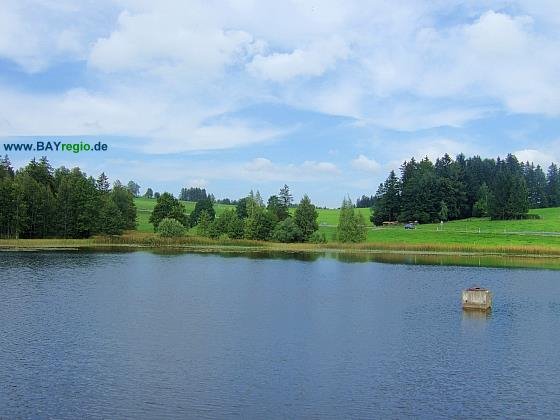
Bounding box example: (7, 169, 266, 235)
(1, 1, 560, 207)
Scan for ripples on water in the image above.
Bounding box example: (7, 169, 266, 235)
(1, 251, 559, 418)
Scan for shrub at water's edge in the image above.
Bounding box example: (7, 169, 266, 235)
(157, 218, 186, 238)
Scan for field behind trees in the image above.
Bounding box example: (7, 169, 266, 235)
(135, 197, 234, 232)
(134, 197, 373, 233)
(363, 206, 560, 251)
(134, 197, 560, 252)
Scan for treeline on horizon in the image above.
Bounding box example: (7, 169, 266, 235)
(0, 156, 136, 239)
(144, 187, 241, 206)
(149, 186, 297, 207)
(372, 152, 559, 225)
(0, 156, 367, 243)
(4, 151, 559, 241)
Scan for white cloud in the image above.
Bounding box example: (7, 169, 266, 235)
(1, 0, 560, 153)
(188, 179, 208, 189)
(89, 9, 258, 80)
(301, 160, 339, 174)
(413, 139, 473, 163)
(365, 9, 560, 116)
(372, 137, 480, 174)
(98, 157, 340, 185)
(367, 101, 492, 131)
(144, 120, 288, 153)
(0, 0, 115, 72)
(290, 80, 364, 119)
(243, 157, 340, 181)
(351, 155, 381, 173)
(514, 149, 557, 168)
(384, 138, 476, 171)
(0, 2, 44, 72)
(0, 88, 288, 152)
(247, 37, 349, 82)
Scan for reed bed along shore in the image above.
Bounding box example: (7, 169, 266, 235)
(2, 231, 560, 258)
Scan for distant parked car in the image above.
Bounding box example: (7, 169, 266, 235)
(404, 223, 415, 230)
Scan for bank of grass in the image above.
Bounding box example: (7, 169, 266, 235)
(5, 236, 560, 271)
(94, 231, 266, 248)
(3, 230, 560, 258)
(0, 238, 97, 249)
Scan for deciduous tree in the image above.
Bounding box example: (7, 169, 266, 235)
(149, 192, 188, 229)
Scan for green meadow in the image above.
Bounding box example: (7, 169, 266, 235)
(134, 197, 372, 233)
(135, 197, 236, 232)
(133, 197, 560, 254)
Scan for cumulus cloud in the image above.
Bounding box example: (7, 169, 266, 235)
(98, 157, 340, 184)
(514, 149, 557, 168)
(142, 119, 288, 154)
(0, 88, 287, 152)
(243, 158, 340, 181)
(364, 9, 560, 117)
(351, 155, 381, 173)
(375, 137, 479, 174)
(188, 179, 208, 188)
(247, 37, 349, 82)
(89, 9, 258, 79)
(412, 138, 474, 163)
(0, 0, 115, 72)
(1, 0, 560, 153)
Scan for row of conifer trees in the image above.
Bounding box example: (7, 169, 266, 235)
(0, 156, 136, 238)
(372, 153, 558, 224)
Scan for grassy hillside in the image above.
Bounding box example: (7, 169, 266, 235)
(135, 197, 236, 232)
(361, 207, 560, 250)
(303, 208, 372, 227)
(306, 207, 560, 248)
(134, 198, 560, 252)
(135, 197, 372, 233)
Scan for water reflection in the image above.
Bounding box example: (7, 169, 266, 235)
(151, 248, 560, 270)
(188, 249, 560, 270)
(333, 251, 560, 270)
(146, 248, 323, 262)
(26, 246, 560, 270)
(462, 309, 492, 321)
(461, 308, 492, 336)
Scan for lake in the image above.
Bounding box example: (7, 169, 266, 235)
(1, 250, 560, 418)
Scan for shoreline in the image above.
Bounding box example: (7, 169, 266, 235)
(4, 238, 560, 270)
(2, 237, 560, 258)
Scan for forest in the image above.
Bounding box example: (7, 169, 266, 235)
(0, 156, 137, 238)
(372, 153, 558, 225)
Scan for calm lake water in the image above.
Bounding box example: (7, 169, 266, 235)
(1, 251, 560, 418)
